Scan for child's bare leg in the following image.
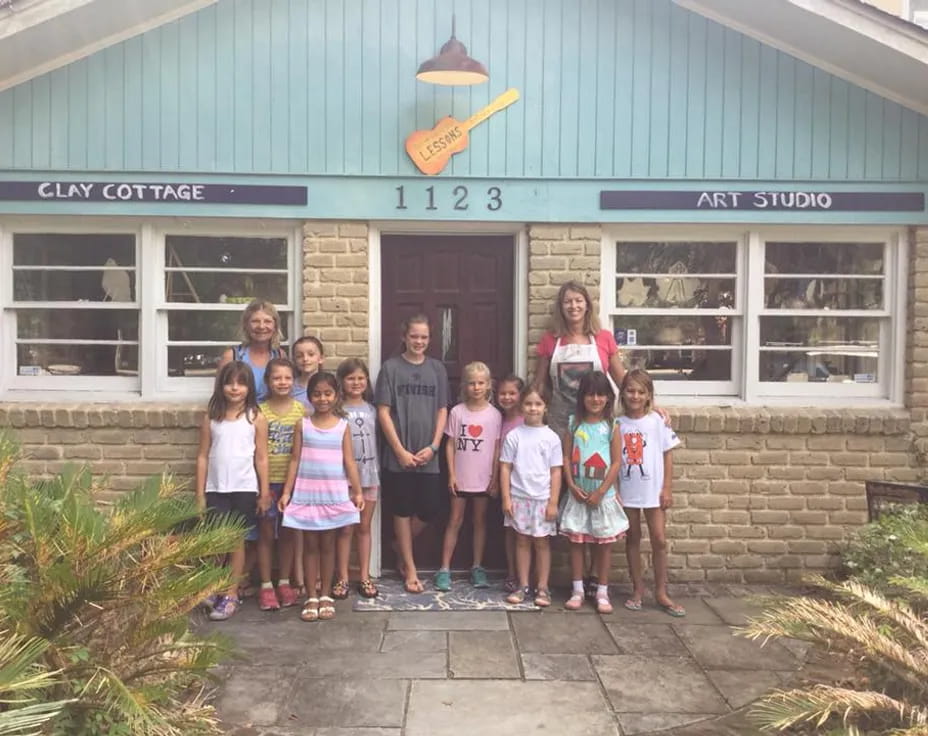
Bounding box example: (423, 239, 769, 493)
(644, 508, 677, 608)
(471, 496, 489, 568)
(257, 518, 275, 584)
(357, 501, 376, 581)
(277, 527, 295, 583)
(394, 515, 419, 588)
(318, 529, 336, 599)
(226, 543, 246, 598)
(242, 542, 256, 591)
(294, 531, 305, 589)
(569, 542, 585, 582)
(594, 542, 613, 587)
(533, 536, 551, 591)
(514, 532, 532, 588)
(505, 527, 517, 580)
(336, 525, 353, 582)
(625, 508, 645, 603)
(303, 532, 320, 598)
(439, 496, 467, 570)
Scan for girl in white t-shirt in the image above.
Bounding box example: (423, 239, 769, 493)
(500, 386, 563, 607)
(617, 369, 684, 617)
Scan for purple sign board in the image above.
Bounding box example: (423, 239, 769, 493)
(600, 190, 925, 212)
(0, 181, 307, 205)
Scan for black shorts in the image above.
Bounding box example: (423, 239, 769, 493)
(382, 470, 443, 522)
(206, 491, 258, 537)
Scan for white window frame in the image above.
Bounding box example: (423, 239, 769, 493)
(601, 225, 746, 398)
(601, 225, 906, 405)
(0, 216, 302, 401)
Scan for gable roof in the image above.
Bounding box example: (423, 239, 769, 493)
(0, 0, 214, 92)
(676, 0, 928, 116)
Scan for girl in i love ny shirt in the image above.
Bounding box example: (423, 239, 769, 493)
(434, 362, 502, 592)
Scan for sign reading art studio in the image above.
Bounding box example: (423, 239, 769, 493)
(600, 190, 925, 212)
(0, 181, 308, 205)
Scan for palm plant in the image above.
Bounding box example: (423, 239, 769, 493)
(0, 433, 245, 735)
(740, 577, 928, 735)
(0, 632, 69, 736)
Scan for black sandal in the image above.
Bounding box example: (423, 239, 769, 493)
(331, 579, 350, 600)
(358, 579, 379, 598)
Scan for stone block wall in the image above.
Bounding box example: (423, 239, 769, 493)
(301, 220, 369, 368)
(908, 226, 928, 465)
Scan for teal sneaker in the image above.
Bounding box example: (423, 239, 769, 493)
(433, 568, 452, 592)
(470, 565, 489, 589)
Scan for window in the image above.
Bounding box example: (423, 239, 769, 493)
(603, 227, 904, 403)
(1, 220, 300, 397)
(907, 0, 928, 28)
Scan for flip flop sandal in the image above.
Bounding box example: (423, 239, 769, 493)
(659, 602, 686, 618)
(564, 592, 585, 611)
(300, 597, 319, 622)
(331, 579, 350, 600)
(404, 579, 425, 594)
(318, 596, 336, 620)
(596, 597, 614, 614)
(358, 579, 379, 598)
(624, 599, 643, 611)
(534, 588, 552, 608)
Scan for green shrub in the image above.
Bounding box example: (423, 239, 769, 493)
(0, 432, 244, 735)
(839, 504, 928, 600)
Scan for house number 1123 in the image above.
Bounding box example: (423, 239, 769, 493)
(395, 185, 503, 212)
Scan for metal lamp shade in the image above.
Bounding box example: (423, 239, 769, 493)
(416, 36, 488, 86)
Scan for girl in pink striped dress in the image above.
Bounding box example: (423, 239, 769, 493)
(279, 371, 364, 622)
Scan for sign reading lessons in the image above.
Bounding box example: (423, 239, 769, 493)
(0, 181, 307, 205)
(600, 190, 925, 212)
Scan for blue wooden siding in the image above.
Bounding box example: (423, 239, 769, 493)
(0, 0, 926, 181)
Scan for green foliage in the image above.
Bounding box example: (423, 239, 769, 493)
(741, 578, 928, 735)
(0, 631, 70, 736)
(839, 505, 928, 601)
(0, 432, 245, 735)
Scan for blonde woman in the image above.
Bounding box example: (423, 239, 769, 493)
(219, 299, 287, 402)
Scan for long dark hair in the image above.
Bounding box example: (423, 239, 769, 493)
(575, 370, 615, 424)
(208, 361, 258, 421)
(307, 371, 345, 417)
(336, 358, 373, 402)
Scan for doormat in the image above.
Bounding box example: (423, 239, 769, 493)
(352, 576, 539, 612)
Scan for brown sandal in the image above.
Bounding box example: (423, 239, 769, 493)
(358, 579, 379, 598)
(331, 579, 350, 600)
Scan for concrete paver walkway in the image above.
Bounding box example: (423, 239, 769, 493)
(214, 586, 805, 736)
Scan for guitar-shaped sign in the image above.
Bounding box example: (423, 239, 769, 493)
(405, 88, 520, 175)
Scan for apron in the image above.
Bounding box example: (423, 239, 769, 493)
(547, 335, 618, 440)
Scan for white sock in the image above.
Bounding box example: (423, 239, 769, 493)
(572, 580, 584, 594)
(277, 578, 289, 587)
(597, 584, 609, 597)
(261, 581, 273, 590)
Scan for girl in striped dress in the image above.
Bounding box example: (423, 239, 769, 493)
(279, 371, 364, 622)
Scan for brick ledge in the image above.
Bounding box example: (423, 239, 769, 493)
(0, 403, 911, 434)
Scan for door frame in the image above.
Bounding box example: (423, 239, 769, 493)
(366, 221, 529, 577)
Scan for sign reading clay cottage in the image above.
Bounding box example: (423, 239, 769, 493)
(0, 181, 308, 205)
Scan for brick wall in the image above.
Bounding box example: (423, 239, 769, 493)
(908, 226, 928, 466)
(302, 221, 369, 368)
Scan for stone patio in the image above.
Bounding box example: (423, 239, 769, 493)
(212, 586, 806, 736)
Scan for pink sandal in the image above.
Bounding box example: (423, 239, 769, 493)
(596, 596, 614, 614)
(564, 592, 584, 610)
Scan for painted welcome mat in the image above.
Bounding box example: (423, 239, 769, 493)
(352, 576, 539, 612)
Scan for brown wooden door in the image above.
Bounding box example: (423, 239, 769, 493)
(380, 234, 514, 572)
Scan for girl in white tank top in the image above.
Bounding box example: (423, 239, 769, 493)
(195, 361, 271, 621)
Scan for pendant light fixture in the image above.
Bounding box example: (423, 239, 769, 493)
(416, 14, 488, 86)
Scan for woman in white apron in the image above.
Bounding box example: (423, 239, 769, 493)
(533, 282, 624, 440)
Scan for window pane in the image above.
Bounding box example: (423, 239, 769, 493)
(760, 316, 879, 348)
(764, 277, 883, 310)
(14, 233, 135, 267)
(613, 316, 733, 381)
(168, 346, 225, 377)
(615, 277, 735, 308)
(616, 241, 736, 274)
(165, 236, 287, 268)
(764, 242, 883, 276)
(15, 268, 136, 302)
(759, 351, 878, 384)
(16, 310, 138, 377)
(164, 271, 288, 304)
(17, 309, 138, 341)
